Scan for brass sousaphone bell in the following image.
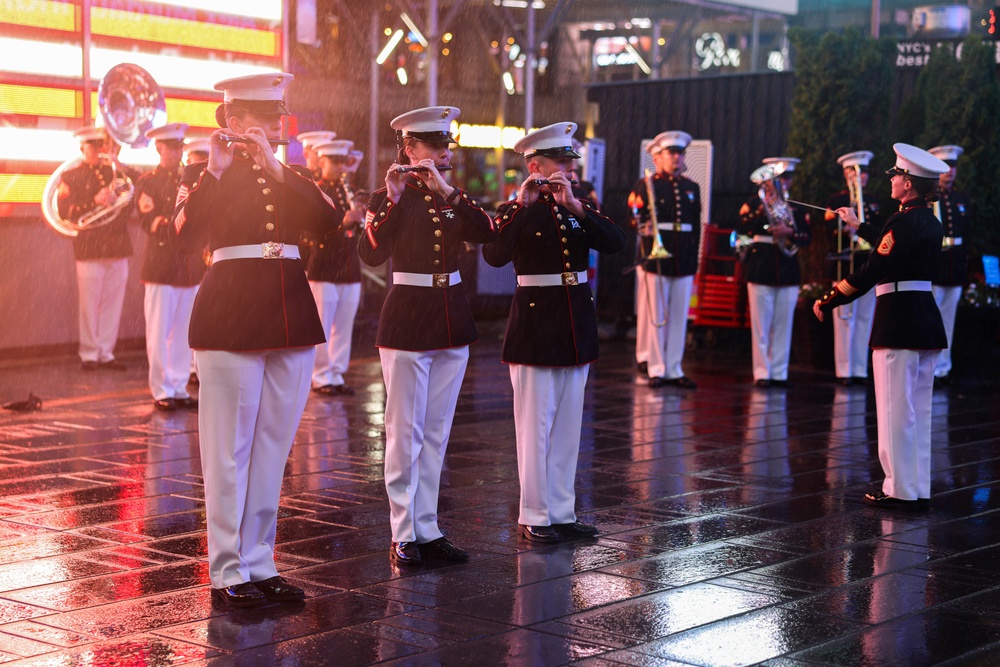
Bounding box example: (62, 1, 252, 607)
(749, 161, 799, 257)
(42, 63, 167, 237)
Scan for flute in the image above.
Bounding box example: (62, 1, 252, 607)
(533, 178, 579, 186)
(218, 133, 290, 146)
(395, 165, 453, 173)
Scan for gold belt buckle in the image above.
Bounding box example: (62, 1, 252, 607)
(433, 273, 450, 288)
(561, 272, 579, 286)
(942, 237, 956, 248)
(262, 242, 284, 259)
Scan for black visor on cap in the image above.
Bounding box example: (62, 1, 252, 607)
(230, 99, 290, 117)
(944, 159, 958, 167)
(406, 130, 456, 144)
(527, 146, 582, 160)
(885, 166, 908, 176)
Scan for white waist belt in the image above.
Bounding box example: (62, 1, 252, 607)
(393, 271, 461, 288)
(657, 223, 693, 233)
(752, 235, 775, 244)
(517, 271, 587, 287)
(212, 243, 301, 262)
(942, 236, 963, 247)
(875, 280, 932, 297)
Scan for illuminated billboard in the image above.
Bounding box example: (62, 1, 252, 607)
(0, 0, 285, 213)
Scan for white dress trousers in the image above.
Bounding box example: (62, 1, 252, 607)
(872, 348, 936, 501)
(832, 287, 876, 379)
(144, 283, 198, 400)
(380, 346, 469, 543)
(509, 363, 589, 527)
(640, 272, 693, 380)
(635, 267, 648, 365)
(932, 284, 962, 378)
(195, 346, 315, 588)
(76, 258, 128, 363)
(747, 283, 799, 382)
(309, 281, 361, 388)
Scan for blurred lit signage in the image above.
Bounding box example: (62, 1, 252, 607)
(593, 36, 651, 68)
(895, 38, 1000, 67)
(695, 33, 740, 71)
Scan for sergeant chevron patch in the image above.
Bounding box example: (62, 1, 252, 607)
(877, 230, 895, 256)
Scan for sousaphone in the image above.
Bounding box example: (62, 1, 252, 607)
(42, 63, 166, 237)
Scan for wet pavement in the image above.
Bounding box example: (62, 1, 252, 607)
(1, 321, 999, 666)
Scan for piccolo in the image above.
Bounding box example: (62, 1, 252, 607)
(218, 133, 290, 146)
(534, 178, 579, 186)
(395, 165, 453, 173)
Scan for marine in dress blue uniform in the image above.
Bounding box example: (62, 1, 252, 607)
(358, 106, 497, 566)
(824, 150, 883, 385)
(306, 139, 362, 396)
(815, 143, 949, 510)
(483, 123, 626, 543)
(57, 126, 133, 371)
(294, 130, 336, 181)
(135, 122, 206, 411)
(173, 72, 342, 607)
(927, 145, 970, 385)
(628, 131, 700, 389)
(739, 157, 812, 387)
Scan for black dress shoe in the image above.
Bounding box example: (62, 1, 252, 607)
(389, 541, 423, 566)
(175, 397, 198, 410)
(552, 521, 599, 538)
(211, 582, 267, 608)
(98, 360, 128, 371)
(81, 361, 97, 371)
(836, 377, 853, 386)
(863, 490, 928, 512)
(153, 398, 177, 411)
(771, 379, 791, 388)
(851, 376, 871, 386)
(754, 379, 771, 388)
(252, 576, 305, 602)
(647, 376, 669, 388)
(519, 524, 560, 543)
(419, 537, 469, 562)
(313, 384, 355, 396)
(666, 376, 697, 389)
(637, 361, 648, 374)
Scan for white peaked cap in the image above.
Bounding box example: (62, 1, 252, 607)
(73, 125, 107, 143)
(214, 72, 293, 103)
(837, 150, 874, 168)
(513, 122, 581, 158)
(887, 143, 949, 179)
(297, 131, 337, 149)
(391, 106, 460, 142)
(928, 145, 963, 164)
(145, 122, 188, 141)
(315, 140, 354, 158)
(184, 137, 211, 154)
(656, 130, 692, 151)
(763, 156, 800, 172)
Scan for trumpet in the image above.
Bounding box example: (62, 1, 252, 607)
(394, 164, 452, 173)
(218, 132, 289, 146)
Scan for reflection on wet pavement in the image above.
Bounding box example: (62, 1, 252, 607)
(1, 328, 1000, 665)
